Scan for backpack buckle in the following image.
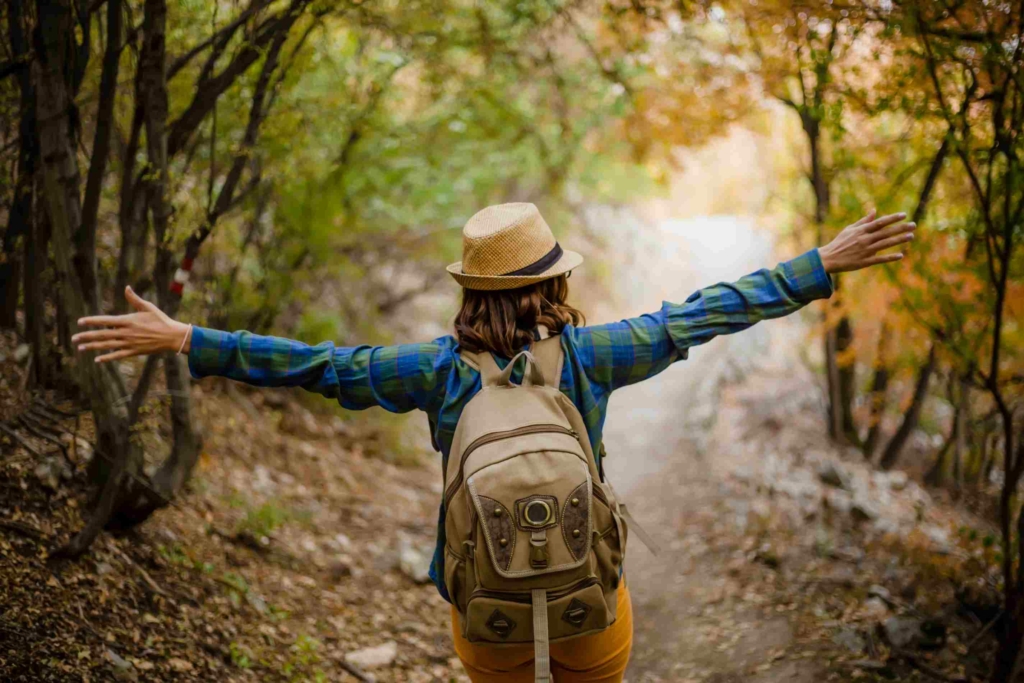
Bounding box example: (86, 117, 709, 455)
(529, 529, 549, 568)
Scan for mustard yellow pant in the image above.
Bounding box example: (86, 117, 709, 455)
(450, 582, 633, 682)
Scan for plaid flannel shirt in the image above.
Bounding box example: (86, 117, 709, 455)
(188, 248, 833, 601)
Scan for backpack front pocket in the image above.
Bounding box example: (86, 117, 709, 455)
(463, 580, 612, 644)
(467, 450, 591, 580)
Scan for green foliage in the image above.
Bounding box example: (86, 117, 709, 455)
(146, 0, 750, 344)
(282, 633, 326, 682)
(229, 641, 253, 669)
(237, 501, 291, 540)
(156, 543, 192, 568)
(157, 542, 214, 573)
(221, 571, 249, 609)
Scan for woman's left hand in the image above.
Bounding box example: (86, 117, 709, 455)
(818, 210, 916, 274)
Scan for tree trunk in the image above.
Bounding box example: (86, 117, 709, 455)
(113, 262, 203, 526)
(925, 374, 961, 487)
(156, 355, 201, 487)
(981, 433, 996, 486)
(113, 54, 147, 314)
(913, 134, 949, 224)
(879, 345, 937, 470)
(115, 0, 302, 523)
(993, 472, 1024, 683)
(802, 110, 855, 445)
(859, 131, 948, 450)
(22, 191, 44, 387)
(80, 0, 122, 257)
(140, 0, 171, 246)
(863, 322, 891, 457)
(990, 616, 1023, 682)
(0, 0, 36, 331)
(836, 313, 858, 445)
(809, 130, 840, 441)
(0, 248, 21, 330)
(33, 0, 143, 558)
(923, 429, 954, 487)
(970, 431, 989, 486)
(952, 375, 968, 491)
(141, 0, 204, 501)
(825, 324, 841, 440)
(109, 0, 203, 527)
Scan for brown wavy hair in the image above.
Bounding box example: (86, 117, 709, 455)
(455, 275, 585, 358)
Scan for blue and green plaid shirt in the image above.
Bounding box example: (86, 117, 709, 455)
(188, 248, 833, 600)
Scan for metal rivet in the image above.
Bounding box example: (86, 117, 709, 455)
(493, 507, 502, 517)
(572, 529, 581, 538)
(571, 498, 579, 506)
(499, 538, 508, 547)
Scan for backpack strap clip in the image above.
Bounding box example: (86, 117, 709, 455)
(529, 529, 549, 568)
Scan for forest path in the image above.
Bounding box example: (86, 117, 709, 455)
(597, 216, 824, 681)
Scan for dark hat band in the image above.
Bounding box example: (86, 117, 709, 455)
(501, 242, 563, 276)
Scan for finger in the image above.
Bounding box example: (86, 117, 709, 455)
(871, 221, 916, 241)
(72, 329, 128, 344)
(863, 212, 908, 233)
(125, 286, 158, 314)
(870, 232, 914, 252)
(77, 340, 129, 351)
(95, 348, 141, 363)
(76, 315, 131, 329)
(852, 209, 877, 227)
(862, 252, 905, 267)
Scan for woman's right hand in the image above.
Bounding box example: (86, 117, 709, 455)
(72, 286, 192, 363)
(817, 210, 917, 274)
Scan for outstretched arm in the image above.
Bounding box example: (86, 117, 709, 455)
(72, 288, 452, 413)
(569, 211, 915, 393)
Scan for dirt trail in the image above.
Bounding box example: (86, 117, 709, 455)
(595, 215, 824, 680)
(606, 345, 828, 682)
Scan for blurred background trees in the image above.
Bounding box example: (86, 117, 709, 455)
(0, 0, 1022, 677)
(0, 0, 723, 554)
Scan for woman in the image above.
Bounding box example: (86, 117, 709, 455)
(73, 202, 914, 681)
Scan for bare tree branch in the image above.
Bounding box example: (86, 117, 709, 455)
(166, 0, 308, 159)
(80, 0, 124, 259)
(167, 0, 271, 79)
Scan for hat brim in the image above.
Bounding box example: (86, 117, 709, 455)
(446, 249, 584, 291)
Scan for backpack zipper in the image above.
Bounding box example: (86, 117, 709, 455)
(444, 424, 579, 506)
(468, 577, 599, 604)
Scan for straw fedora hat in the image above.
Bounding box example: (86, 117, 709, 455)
(446, 203, 583, 290)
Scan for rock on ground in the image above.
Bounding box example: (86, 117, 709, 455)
(345, 641, 399, 669)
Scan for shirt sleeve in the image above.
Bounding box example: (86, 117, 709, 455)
(187, 329, 454, 413)
(567, 248, 834, 393)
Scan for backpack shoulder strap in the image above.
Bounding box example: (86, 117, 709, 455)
(460, 331, 563, 389)
(530, 334, 564, 390)
(460, 349, 504, 387)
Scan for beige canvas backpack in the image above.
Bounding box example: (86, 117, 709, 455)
(446, 334, 657, 682)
